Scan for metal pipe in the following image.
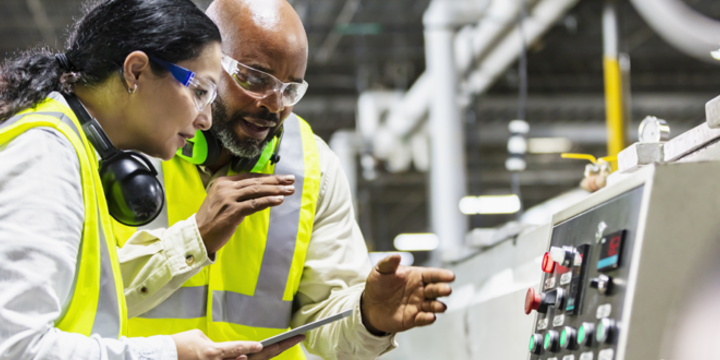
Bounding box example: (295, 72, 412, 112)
(424, 7, 469, 261)
(603, 1, 626, 159)
(629, 0, 720, 64)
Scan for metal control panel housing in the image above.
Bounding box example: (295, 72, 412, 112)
(527, 162, 720, 360)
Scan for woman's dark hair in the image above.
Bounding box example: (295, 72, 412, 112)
(0, 0, 221, 120)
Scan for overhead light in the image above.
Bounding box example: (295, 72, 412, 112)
(507, 135, 528, 154)
(459, 195, 522, 215)
(368, 252, 415, 266)
(528, 137, 573, 154)
(505, 157, 527, 171)
(394, 233, 440, 251)
(712, 49, 720, 60)
(509, 120, 530, 134)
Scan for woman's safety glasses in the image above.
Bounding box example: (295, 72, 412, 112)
(221, 55, 309, 108)
(148, 55, 218, 112)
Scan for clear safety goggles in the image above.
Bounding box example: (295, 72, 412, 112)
(221, 55, 309, 108)
(149, 55, 218, 112)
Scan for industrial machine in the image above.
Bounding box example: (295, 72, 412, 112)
(525, 160, 720, 360)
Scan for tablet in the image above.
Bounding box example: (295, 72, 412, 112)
(260, 308, 354, 347)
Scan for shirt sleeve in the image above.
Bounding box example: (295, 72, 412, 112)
(291, 136, 397, 360)
(119, 215, 213, 318)
(0, 128, 177, 360)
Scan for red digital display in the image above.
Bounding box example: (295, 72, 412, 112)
(597, 230, 626, 272)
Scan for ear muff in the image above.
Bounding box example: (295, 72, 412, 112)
(64, 94, 164, 226)
(175, 130, 222, 166)
(230, 125, 284, 173)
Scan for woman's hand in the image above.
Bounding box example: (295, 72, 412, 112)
(172, 330, 262, 360)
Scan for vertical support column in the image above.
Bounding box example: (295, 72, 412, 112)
(424, 23, 468, 261)
(603, 1, 626, 160)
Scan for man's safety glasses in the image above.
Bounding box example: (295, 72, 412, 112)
(149, 55, 218, 112)
(221, 55, 309, 108)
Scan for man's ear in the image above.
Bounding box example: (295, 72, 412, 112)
(122, 51, 152, 91)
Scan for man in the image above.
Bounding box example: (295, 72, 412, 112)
(115, 0, 455, 359)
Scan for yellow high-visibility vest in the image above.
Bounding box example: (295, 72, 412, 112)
(114, 114, 320, 360)
(0, 94, 128, 338)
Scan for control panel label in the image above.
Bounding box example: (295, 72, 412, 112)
(598, 349, 614, 360)
(596, 304, 612, 319)
(548, 358, 558, 360)
(553, 314, 565, 327)
(580, 352, 594, 360)
(598, 230, 626, 272)
(563, 356, 575, 360)
(560, 272, 572, 286)
(545, 276, 557, 289)
(537, 318, 549, 330)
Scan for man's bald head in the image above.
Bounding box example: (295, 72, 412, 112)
(207, 0, 308, 69)
(205, 0, 309, 161)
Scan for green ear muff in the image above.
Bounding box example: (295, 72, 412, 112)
(177, 126, 284, 172)
(175, 130, 222, 166)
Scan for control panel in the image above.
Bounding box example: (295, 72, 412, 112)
(524, 161, 720, 360)
(526, 186, 643, 360)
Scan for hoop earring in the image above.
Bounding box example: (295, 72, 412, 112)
(128, 84, 137, 94)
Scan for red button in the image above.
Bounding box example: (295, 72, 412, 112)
(542, 252, 555, 273)
(524, 287, 542, 315)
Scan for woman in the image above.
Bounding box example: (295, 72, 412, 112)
(0, 0, 262, 359)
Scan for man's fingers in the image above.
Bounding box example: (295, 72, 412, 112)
(424, 283, 453, 299)
(421, 300, 448, 313)
(420, 268, 456, 284)
(215, 340, 262, 359)
(376, 254, 402, 275)
(413, 312, 437, 327)
(233, 184, 295, 202)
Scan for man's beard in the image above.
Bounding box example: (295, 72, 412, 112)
(210, 96, 275, 158)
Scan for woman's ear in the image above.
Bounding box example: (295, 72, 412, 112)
(122, 51, 152, 92)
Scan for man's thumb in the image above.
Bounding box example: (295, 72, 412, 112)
(376, 254, 402, 275)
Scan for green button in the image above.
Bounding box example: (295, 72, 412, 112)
(560, 329, 568, 347)
(544, 333, 551, 349)
(578, 325, 586, 345)
(596, 322, 605, 342)
(529, 335, 534, 351)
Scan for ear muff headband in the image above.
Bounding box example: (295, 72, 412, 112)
(64, 94, 165, 227)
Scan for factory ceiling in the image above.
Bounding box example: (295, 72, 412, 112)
(1, 0, 719, 252)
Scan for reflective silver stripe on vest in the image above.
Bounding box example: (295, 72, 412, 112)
(138, 286, 208, 319)
(1, 109, 121, 338)
(212, 114, 306, 329)
(92, 207, 121, 338)
(138, 157, 168, 231)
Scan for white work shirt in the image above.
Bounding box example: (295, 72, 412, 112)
(118, 134, 398, 359)
(0, 112, 177, 358)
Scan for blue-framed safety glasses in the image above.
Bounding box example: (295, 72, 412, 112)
(148, 55, 218, 112)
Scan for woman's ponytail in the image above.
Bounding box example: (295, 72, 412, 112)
(0, 47, 67, 121)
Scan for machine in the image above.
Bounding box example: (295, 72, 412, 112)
(525, 160, 720, 360)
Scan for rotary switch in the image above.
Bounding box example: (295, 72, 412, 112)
(590, 274, 613, 295)
(524, 288, 565, 314)
(549, 246, 576, 267)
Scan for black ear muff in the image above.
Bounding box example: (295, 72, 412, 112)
(99, 151, 165, 226)
(64, 94, 165, 227)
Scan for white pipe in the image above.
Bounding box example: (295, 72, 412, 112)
(630, 0, 720, 64)
(356, 91, 403, 145)
(424, 5, 469, 260)
(465, 0, 580, 94)
(603, 2, 619, 60)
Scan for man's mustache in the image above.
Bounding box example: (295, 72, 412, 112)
(227, 111, 279, 128)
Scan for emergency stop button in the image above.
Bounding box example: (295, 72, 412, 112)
(524, 287, 543, 314)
